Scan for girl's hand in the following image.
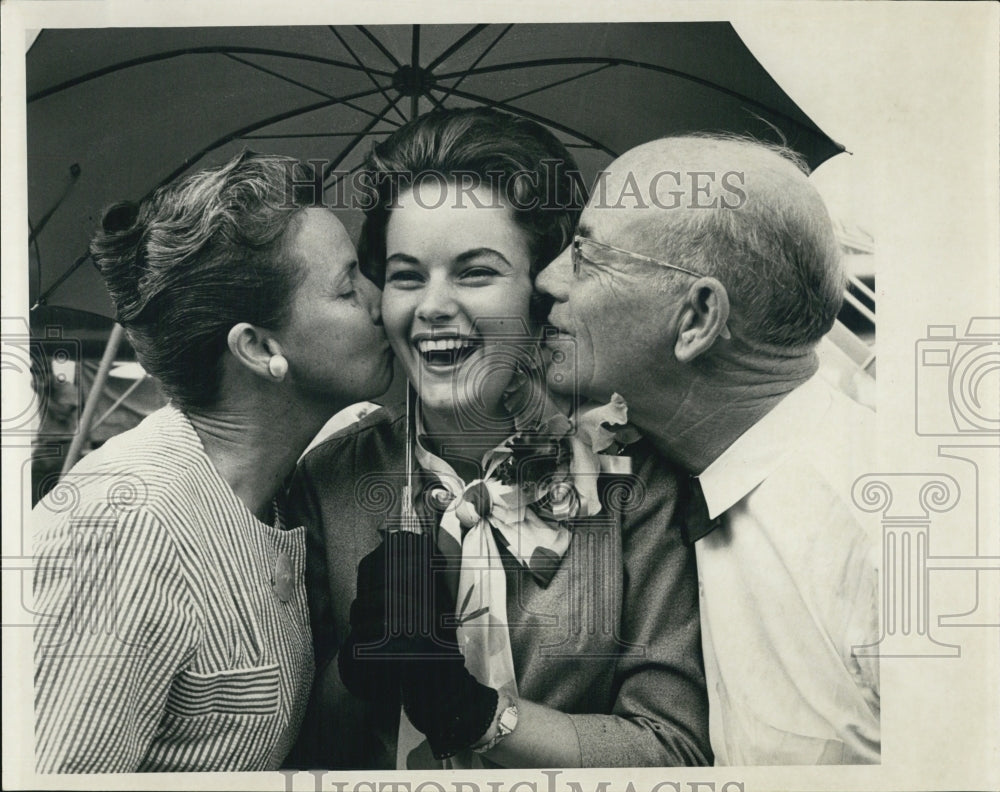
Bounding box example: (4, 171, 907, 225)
(337, 531, 438, 701)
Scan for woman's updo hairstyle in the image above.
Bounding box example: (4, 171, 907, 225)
(358, 108, 586, 322)
(90, 151, 318, 409)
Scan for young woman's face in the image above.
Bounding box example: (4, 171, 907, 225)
(382, 181, 536, 428)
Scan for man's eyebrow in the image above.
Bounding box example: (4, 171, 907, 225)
(576, 223, 592, 238)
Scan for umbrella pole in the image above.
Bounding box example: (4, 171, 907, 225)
(91, 375, 147, 432)
(61, 322, 125, 476)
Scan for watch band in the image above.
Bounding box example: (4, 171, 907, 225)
(473, 701, 518, 754)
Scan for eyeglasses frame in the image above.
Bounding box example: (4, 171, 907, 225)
(571, 235, 708, 280)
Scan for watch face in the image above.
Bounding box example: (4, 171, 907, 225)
(499, 705, 518, 733)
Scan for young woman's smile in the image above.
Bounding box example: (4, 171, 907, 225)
(382, 182, 536, 427)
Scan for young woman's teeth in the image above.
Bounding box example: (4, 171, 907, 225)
(417, 338, 472, 353)
(417, 337, 479, 365)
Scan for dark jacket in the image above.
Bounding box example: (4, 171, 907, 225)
(287, 404, 710, 768)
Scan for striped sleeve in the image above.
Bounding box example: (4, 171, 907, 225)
(33, 505, 201, 773)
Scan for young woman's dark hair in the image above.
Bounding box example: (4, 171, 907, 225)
(357, 108, 587, 322)
(90, 152, 318, 409)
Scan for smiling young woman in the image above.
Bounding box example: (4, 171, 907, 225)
(381, 180, 537, 473)
(286, 109, 712, 771)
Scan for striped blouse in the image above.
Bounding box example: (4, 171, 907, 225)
(33, 404, 314, 773)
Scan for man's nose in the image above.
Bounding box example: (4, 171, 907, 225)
(415, 276, 459, 323)
(535, 244, 573, 301)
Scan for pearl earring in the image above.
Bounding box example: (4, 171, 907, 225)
(267, 354, 288, 381)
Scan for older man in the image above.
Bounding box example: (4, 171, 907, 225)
(537, 135, 880, 766)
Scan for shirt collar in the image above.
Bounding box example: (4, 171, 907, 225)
(697, 374, 832, 519)
(412, 408, 465, 491)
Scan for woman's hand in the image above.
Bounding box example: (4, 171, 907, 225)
(337, 530, 438, 702)
(338, 529, 503, 759)
(399, 640, 499, 760)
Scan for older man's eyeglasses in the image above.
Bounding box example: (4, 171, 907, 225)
(571, 235, 708, 279)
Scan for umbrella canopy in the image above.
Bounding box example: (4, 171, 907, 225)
(26, 22, 843, 317)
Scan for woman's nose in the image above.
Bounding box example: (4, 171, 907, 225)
(415, 277, 459, 323)
(535, 244, 573, 301)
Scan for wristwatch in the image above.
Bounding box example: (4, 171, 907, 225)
(473, 701, 518, 754)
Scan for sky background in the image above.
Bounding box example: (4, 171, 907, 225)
(732, 5, 998, 271)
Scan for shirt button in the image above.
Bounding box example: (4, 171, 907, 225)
(272, 551, 293, 602)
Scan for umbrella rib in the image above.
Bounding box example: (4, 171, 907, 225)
(227, 52, 402, 127)
(28, 218, 43, 300)
(436, 23, 513, 105)
(411, 25, 421, 67)
(425, 24, 489, 71)
(499, 63, 615, 103)
(27, 47, 394, 103)
(409, 25, 421, 119)
(159, 87, 389, 187)
(223, 52, 339, 101)
(29, 166, 82, 243)
(435, 57, 838, 142)
(323, 97, 403, 181)
(423, 89, 446, 112)
(356, 25, 402, 70)
(242, 131, 395, 139)
(36, 87, 392, 308)
(429, 84, 617, 157)
(32, 253, 91, 311)
(329, 26, 409, 124)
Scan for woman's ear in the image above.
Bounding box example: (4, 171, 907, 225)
(673, 277, 731, 364)
(227, 323, 284, 380)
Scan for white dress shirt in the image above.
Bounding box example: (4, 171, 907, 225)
(694, 375, 880, 765)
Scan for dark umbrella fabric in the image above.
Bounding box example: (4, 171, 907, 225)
(26, 22, 843, 317)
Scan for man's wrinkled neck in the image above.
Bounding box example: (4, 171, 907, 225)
(639, 342, 819, 474)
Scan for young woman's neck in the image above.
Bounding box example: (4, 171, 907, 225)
(418, 402, 515, 482)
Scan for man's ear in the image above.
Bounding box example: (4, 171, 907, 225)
(674, 277, 731, 363)
(226, 323, 282, 379)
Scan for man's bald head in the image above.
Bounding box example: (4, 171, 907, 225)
(591, 135, 845, 348)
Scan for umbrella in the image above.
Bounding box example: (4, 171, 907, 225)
(26, 22, 843, 317)
(24, 22, 846, 471)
